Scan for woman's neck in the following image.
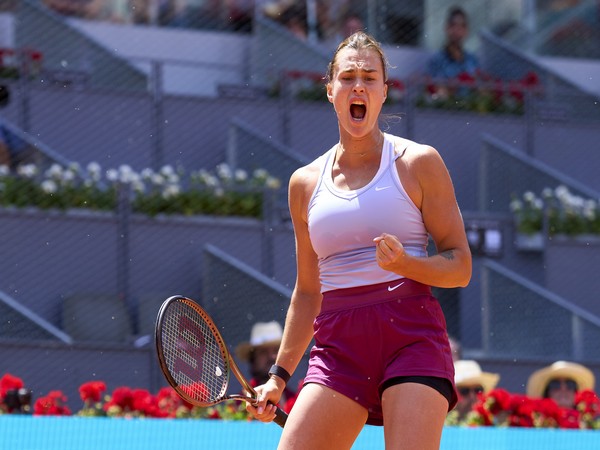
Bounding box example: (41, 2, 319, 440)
(337, 130, 384, 160)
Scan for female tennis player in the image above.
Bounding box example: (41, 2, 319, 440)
(248, 31, 472, 450)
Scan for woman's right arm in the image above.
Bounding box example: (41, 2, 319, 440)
(249, 164, 322, 420)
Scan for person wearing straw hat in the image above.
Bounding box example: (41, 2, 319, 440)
(236, 321, 285, 386)
(526, 361, 596, 409)
(236, 321, 299, 411)
(454, 360, 500, 420)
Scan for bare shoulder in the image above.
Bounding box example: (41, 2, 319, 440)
(290, 157, 322, 193)
(389, 135, 445, 170)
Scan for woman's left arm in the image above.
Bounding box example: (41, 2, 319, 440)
(374, 145, 472, 288)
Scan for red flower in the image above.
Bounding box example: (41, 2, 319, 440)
(180, 381, 210, 402)
(473, 403, 494, 426)
(79, 381, 106, 403)
(485, 388, 512, 415)
(29, 50, 44, 62)
(558, 408, 581, 429)
(132, 388, 166, 417)
(521, 71, 540, 88)
(426, 82, 439, 95)
(456, 71, 476, 87)
(575, 389, 600, 413)
(106, 386, 134, 410)
(0, 373, 24, 398)
(285, 70, 305, 80)
(208, 408, 221, 419)
(33, 390, 71, 416)
(387, 78, 405, 91)
(156, 386, 192, 417)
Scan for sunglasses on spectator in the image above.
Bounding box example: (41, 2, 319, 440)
(458, 386, 484, 397)
(547, 378, 578, 392)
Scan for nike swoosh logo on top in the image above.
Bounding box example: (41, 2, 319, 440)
(375, 186, 391, 191)
(387, 281, 405, 291)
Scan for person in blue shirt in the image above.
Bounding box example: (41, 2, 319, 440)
(0, 85, 11, 167)
(427, 6, 479, 81)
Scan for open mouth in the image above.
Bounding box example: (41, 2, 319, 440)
(350, 102, 366, 120)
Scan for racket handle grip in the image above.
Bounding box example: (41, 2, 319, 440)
(272, 404, 288, 428)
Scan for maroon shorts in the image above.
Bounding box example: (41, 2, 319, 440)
(303, 278, 457, 426)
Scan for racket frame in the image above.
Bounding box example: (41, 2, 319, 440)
(155, 295, 288, 427)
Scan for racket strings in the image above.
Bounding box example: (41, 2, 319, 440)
(161, 302, 228, 404)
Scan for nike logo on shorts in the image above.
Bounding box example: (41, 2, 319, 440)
(387, 281, 405, 291)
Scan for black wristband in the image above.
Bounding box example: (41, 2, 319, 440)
(268, 364, 291, 384)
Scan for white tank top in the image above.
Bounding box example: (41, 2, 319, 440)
(307, 133, 428, 293)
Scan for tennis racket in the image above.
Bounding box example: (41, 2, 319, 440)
(155, 295, 288, 427)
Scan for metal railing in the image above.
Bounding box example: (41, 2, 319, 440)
(478, 133, 600, 213)
(481, 259, 600, 361)
(16, 0, 147, 92)
(0, 290, 73, 343)
(201, 244, 291, 353)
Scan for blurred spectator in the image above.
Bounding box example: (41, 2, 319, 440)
(42, 0, 86, 17)
(0, 84, 10, 167)
(339, 10, 364, 39)
(235, 321, 297, 411)
(427, 6, 479, 81)
(236, 321, 283, 385)
(454, 360, 499, 420)
(0, 85, 39, 170)
(319, 8, 365, 50)
(280, 3, 308, 40)
(526, 361, 596, 409)
(223, 0, 254, 32)
(448, 335, 462, 362)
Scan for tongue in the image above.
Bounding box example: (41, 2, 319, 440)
(350, 104, 366, 119)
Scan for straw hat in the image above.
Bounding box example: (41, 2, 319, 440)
(263, 1, 293, 18)
(235, 321, 283, 362)
(454, 360, 500, 393)
(526, 361, 595, 398)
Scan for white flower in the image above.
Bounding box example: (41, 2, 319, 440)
(166, 173, 180, 184)
(18, 164, 38, 178)
(160, 165, 175, 177)
(67, 162, 82, 174)
(140, 168, 154, 180)
(118, 165, 136, 184)
(510, 199, 523, 212)
(151, 173, 165, 186)
(41, 179, 57, 194)
(523, 191, 536, 203)
(193, 169, 219, 188)
(234, 169, 248, 182)
(132, 180, 145, 193)
(266, 176, 281, 189)
(162, 184, 181, 199)
(253, 168, 268, 180)
(0, 165, 9, 176)
(106, 169, 119, 182)
(62, 168, 76, 184)
(554, 185, 570, 201)
(86, 162, 102, 181)
(216, 163, 232, 181)
(45, 163, 63, 180)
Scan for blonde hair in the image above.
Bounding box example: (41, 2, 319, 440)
(326, 31, 389, 84)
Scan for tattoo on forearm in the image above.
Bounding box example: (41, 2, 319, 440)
(440, 250, 455, 261)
